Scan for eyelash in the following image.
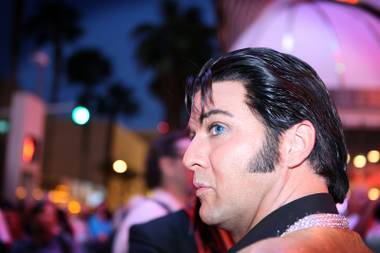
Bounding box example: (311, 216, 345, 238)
(208, 123, 226, 136)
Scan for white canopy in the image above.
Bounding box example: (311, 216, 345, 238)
(230, 1, 380, 90)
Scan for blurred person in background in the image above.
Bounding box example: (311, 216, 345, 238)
(2, 202, 25, 244)
(69, 211, 89, 253)
(111, 195, 145, 232)
(0, 207, 12, 252)
(11, 200, 81, 253)
(346, 186, 376, 238)
(0, 201, 27, 252)
(112, 130, 194, 253)
(87, 202, 113, 253)
(183, 47, 371, 252)
(366, 201, 380, 252)
(129, 197, 233, 253)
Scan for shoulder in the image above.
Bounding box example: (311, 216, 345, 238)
(123, 198, 170, 227)
(10, 238, 34, 253)
(130, 210, 190, 237)
(129, 210, 196, 253)
(239, 228, 373, 253)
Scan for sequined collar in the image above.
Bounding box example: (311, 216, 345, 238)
(227, 193, 339, 253)
(281, 213, 349, 236)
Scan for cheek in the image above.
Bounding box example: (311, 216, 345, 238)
(210, 140, 254, 193)
(210, 138, 254, 172)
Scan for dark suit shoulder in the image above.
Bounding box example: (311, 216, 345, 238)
(129, 210, 197, 253)
(135, 210, 189, 228)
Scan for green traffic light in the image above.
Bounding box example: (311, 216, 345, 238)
(72, 106, 90, 125)
(0, 119, 10, 134)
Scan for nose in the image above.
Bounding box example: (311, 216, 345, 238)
(183, 135, 207, 172)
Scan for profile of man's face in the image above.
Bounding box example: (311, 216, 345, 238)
(183, 81, 281, 235)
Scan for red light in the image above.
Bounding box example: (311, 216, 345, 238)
(157, 121, 170, 134)
(336, 0, 359, 4)
(22, 136, 36, 163)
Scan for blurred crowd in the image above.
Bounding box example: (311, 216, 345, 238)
(2, 188, 380, 253)
(0, 129, 378, 253)
(340, 186, 380, 252)
(0, 131, 232, 253)
(0, 199, 114, 253)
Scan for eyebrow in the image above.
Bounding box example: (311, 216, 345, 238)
(199, 109, 233, 123)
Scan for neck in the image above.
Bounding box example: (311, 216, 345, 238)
(232, 165, 329, 242)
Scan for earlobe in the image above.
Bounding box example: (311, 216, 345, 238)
(286, 120, 316, 168)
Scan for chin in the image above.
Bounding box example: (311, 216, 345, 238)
(199, 203, 221, 226)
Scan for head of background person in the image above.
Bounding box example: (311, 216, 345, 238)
(347, 186, 370, 215)
(0, 200, 24, 241)
(26, 201, 62, 242)
(144, 130, 193, 199)
(183, 47, 348, 235)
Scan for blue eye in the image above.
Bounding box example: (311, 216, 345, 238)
(210, 124, 225, 136)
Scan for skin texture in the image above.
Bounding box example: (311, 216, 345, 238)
(184, 81, 284, 240)
(184, 81, 329, 242)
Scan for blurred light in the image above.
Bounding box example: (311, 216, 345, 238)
(336, 0, 359, 4)
(113, 160, 127, 173)
(68, 200, 81, 214)
(15, 186, 26, 199)
(86, 191, 105, 208)
(368, 188, 380, 201)
(281, 33, 294, 52)
(56, 184, 69, 192)
(0, 120, 10, 134)
(72, 106, 90, 125)
(157, 121, 170, 134)
(32, 188, 44, 200)
(48, 189, 69, 204)
(335, 62, 346, 74)
(22, 136, 36, 163)
(368, 150, 380, 163)
(353, 155, 367, 168)
(347, 154, 350, 164)
(32, 51, 50, 67)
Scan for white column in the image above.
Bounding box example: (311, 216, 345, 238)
(3, 91, 45, 201)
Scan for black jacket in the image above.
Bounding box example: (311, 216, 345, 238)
(128, 210, 197, 253)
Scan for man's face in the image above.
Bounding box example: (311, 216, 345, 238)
(183, 81, 281, 235)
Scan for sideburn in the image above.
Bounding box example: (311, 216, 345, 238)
(248, 129, 279, 173)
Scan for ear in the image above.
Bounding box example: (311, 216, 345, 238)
(158, 157, 174, 177)
(282, 120, 316, 169)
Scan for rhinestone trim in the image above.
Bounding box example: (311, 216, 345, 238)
(281, 213, 349, 237)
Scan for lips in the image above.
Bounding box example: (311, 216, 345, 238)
(193, 181, 212, 197)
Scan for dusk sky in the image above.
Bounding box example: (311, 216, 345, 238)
(1, 0, 216, 130)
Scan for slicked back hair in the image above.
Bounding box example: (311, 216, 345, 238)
(185, 47, 348, 203)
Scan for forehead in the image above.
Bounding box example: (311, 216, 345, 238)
(189, 80, 249, 121)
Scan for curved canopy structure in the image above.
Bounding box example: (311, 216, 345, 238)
(230, 0, 380, 90)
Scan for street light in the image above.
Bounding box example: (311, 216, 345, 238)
(71, 106, 90, 125)
(113, 160, 127, 173)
